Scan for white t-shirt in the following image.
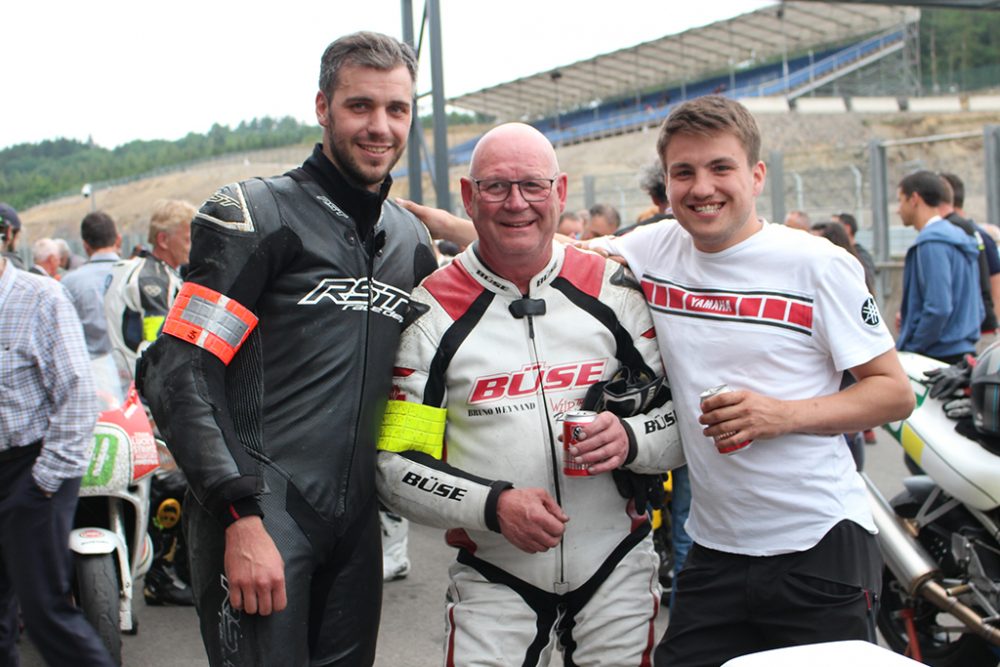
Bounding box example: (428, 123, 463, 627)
(596, 220, 893, 555)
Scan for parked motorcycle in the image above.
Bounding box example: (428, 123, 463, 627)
(69, 356, 160, 664)
(868, 350, 1000, 666)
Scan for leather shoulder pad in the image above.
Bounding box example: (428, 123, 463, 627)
(196, 182, 258, 233)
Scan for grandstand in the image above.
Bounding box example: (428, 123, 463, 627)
(439, 1, 921, 163)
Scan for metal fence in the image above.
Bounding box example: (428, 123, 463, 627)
(570, 124, 1000, 323)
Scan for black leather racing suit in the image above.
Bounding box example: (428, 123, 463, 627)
(137, 144, 437, 666)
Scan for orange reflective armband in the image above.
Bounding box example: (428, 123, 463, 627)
(162, 283, 258, 365)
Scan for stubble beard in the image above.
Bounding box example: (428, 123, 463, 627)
(325, 114, 402, 191)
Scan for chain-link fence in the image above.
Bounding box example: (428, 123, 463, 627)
(571, 125, 1000, 327)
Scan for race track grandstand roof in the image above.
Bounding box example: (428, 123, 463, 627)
(447, 1, 918, 121)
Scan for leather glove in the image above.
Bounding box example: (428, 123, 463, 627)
(924, 354, 974, 399)
(612, 470, 667, 511)
(943, 397, 972, 420)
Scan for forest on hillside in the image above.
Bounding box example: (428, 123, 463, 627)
(0, 117, 321, 211)
(2, 7, 997, 213)
(921, 8, 1000, 92)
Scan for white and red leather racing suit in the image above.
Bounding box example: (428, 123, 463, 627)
(376, 242, 682, 666)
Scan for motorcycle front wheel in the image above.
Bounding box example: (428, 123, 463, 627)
(74, 553, 122, 666)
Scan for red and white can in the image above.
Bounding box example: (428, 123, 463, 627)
(699, 384, 752, 455)
(562, 410, 597, 476)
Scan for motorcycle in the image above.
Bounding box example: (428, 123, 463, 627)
(867, 350, 1000, 666)
(69, 356, 161, 665)
(651, 472, 674, 595)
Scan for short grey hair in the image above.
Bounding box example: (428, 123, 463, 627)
(32, 237, 60, 262)
(319, 31, 417, 97)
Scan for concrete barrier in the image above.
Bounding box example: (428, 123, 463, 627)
(796, 97, 847, 113)
(969, 94, 1000, 112)
(850, 97, 901, 113)
(907, 96, 964, 113)
(740, 97, 789, 114)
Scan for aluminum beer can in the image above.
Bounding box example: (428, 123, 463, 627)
(699, 384, 752, 455)
(563, 410, 598, 476)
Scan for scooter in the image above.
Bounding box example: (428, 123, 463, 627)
(867, 351, 1000, 666)
(69, 355, 160, 665)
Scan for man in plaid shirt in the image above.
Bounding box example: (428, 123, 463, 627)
(0, 249, 114, 666)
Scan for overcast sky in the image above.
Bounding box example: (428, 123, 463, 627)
(4, 0, 774, 150)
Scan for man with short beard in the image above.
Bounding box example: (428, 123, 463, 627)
(137, 32, 438, 666)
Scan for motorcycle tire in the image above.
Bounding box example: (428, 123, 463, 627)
(74, 553, 122, 666)
(875, 501, 999, 667)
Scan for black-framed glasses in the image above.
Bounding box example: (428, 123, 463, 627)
(472, 177, 557, 203)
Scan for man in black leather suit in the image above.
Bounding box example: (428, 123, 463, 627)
(137, 32, 438, 666)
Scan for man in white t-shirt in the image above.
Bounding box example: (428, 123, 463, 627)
(588, 95, 914, 666)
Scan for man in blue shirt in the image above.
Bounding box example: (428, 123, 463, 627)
(896, 170, 983, 364)
(61, 211, 121, 358)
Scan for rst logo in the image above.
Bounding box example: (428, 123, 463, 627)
(469, 360, 606, 404)
(298, 278, 410, 323)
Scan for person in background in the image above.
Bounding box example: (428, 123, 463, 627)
(618, 159, 672, 236)
(61, 211, 122, 359)
(583, 202, 621, 239)
(556, 210, 585, 239)
(939, 171, 1000, 348)
(783, 208, 810, 231)
(0, 254, 115, 667)
(830, 212, 880, 446)
(30, 237, 62, 278)
(105, 200, 193, 375)
(832, 213, 876, 293)
(811, 221, 874, 295)
(54, 238, 86, 274)
(0, 203, 26, 270)
(896, 170, 983, 365)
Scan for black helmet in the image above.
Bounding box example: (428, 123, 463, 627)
(971, 342, 1000, 435)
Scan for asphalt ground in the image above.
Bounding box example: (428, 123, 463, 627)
(19, 430, 910, 666)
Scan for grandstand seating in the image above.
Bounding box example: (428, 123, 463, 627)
(395, 27, 909, 178)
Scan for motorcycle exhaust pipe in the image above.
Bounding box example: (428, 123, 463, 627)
(862, 474, 938, 596)
(920, 580, 1000, 646)
(862, 474, 1000, 647)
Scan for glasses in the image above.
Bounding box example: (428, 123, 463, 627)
(472, 177, 557, 203)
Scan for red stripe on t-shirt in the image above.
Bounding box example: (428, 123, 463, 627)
(423, 261, 485, 322)
(762, 298, 788, 321)
(788, 302, 814, 329)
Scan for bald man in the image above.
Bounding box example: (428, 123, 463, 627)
(376, 123, 680, 666)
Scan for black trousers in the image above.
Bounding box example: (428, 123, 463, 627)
(184, 469, 382, 667)
(655, 519, 881, 667)
(0, 448, 115, 667)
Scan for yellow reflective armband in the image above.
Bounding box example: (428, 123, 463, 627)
(377, 400, 447, 460)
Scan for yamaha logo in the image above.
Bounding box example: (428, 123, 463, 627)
(862, 296, 881, 327)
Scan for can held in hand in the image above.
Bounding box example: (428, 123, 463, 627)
(699, 384, 752, 455)
(563, 410, 597, 476)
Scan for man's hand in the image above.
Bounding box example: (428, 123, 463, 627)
(562, 411, 630, 475)
(396, 198, 478, 248)
(223, 516, 287, 615)
(496, 488, 569, 554)
(699, 389, 787, 452)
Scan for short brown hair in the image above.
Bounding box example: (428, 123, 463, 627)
(656, 95, 761, 166)
(319, 31, 417, 98)
(148, 199, 196, 245)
